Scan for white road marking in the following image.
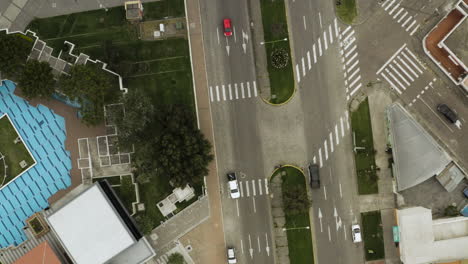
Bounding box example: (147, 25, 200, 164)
(340, 117, 345, 137)
(389, 2, 401, 15)
(381, 72, 402, 94)
(389, 64, 410, 86)
(258, 179, 262, 195)
(348, 67, 360, 81)
(324, 140, 328, 160)
(228, 84, 233, 100)
(247, 82, 251, 98)
(236, 199, 240, 217)
(303, 16, 307, 30)
(350, 83, 362, 96)
(345, 44, 357, 58)
(329, 132, 334, 153)
(329, 24, 333, 43)
(318, 148, 323, 168)
(209, 86, 214, 102)
(393, 7, 404, 19)
(253, 81, 258, 97)
(302, 57, 306, 76)
(222, 85, 226, 101)
(265, 233, 270, 256)
(246, 180, 250, 197)
(318, 37, 322, 56)
(398, 56, 419, 78)
(398, 11, 408, 23)
(296, 64, 301, 83)
(348, 75, 361, 89)
(257, 236, 261, 252)
(343, 36, 355, 50)
(216, 85, 220, 101)
(394, 60, 414, 82)
(265, 179, 269, 194)
(334, 18, 339, 37)
(402, 16, 412, 27)
(307, 51, 311, 70)
(339, 182, 343, 198)
(385, 68, 406, 91)
(324, 185, 327, 200)
(252, 197, 256, 213)
(239, 181, 244, 197)
(323, 31, 328, 50)
(335, 125, 340, 145)
(241, 82, 245, 98)
(405, 47, 426, 69)
(376, 43, 407, 74)
(405, 20, 417, 31)
(248, 234, 253, 259)
(241, 239, 244, 254)
(346, 53, 358, 65)
(384, 0, 396, 11)
(235, 83, 239, 99)
(233, 26, 237, 42)
(319, 12, 322, 28)
(313, 155, 317, 164)
(344, 224, 347, 240)
(401, 52, 423, 74)
(328, 225, 331, 241)
(347, 59, 359, 72)
(342, 25, 352, 35)
(409, 24, 420, 36)
(420, 98, 454, 133)
(345, 111, 350, 130)
(252, 180, 256, 196)
(313, 44, 317, 63)
(216, 27, 220, 45)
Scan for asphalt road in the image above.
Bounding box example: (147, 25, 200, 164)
(198, 0, 275, 263)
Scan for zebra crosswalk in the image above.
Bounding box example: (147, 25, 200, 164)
(238, 179, 269, 198)
(339, 26, 363, 100)
(380, 0, 421, 36)
(376, 43, 426, 94)
(209, 81, 258, 102)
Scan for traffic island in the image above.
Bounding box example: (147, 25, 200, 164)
(335, 0, 358, 25)
(271, 165, 314, 264)
(361, 211, 385, 261)
(351, 97, 379, 195)
(259, 0, 295, 105)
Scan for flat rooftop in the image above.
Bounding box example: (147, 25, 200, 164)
(444, 16, 468, 64)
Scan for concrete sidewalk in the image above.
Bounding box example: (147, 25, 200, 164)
(181, 0, 227, 262)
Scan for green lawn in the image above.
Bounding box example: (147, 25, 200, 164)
(361, 211, 385, 261)
(26, 1, 194, 109)
(0, 116, 35, 186)
(112, 175, 137, 213)
(351, 98, 378, 194)
(336, 0, 358, 24)
(275, 167, 314, 264)
(259, 0, 294, 104)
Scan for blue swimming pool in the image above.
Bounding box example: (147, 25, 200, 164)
(0, 80, 72, 248)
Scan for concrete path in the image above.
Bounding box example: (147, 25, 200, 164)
(270, 173, 290, 264)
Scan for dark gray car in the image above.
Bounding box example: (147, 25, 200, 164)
(308, 164, 320, 189)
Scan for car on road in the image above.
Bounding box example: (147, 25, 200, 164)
(308, 164, 320, 189)
(463, 187, 468, 199)
(437, 104, 461, 127)
(351, 224, 362, 243)
(227, 247, 237, 263)
(227, 172, 240, 199)
(223, 18, 233, 37)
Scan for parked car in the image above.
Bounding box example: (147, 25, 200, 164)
(463, 187, 468, 199)
(437, 104, 461, 127)
(308, 164, 320, 189)
(227, 247, 237, 263)
(351, 224, 362, 243)
(223, 18, 233, 37)
(227, 172, 240, 199)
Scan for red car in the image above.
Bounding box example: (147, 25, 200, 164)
(223, 18, 232, 37)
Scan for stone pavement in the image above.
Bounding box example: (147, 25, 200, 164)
(182, 0, 227, 262)
(246, 0, 271, 100)
(358, 86, 401, 264)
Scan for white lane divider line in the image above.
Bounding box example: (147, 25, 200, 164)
(318, 37, 322, 56)
(239, 181, 244, 197)
(235, 83, 239, 99)
(253, 197, 256, 213)
(324, 185, 327, 200)
(324, 140, 329, 160)
(241, 82, 245, 98)
(313, 155, 316, 164)
(302, 57, 306, 76)
(247, 82, 251, 98)
(323, 31, 328, 50)
(296, 64, 301, 83)
(318, 148, 323, 168)
(252, 180, 256, 196)
(216, 85, 220, 101)
(307, 51, 311, 70)
(258, 179, 263, 195)
(329, 132, 334, 153)
(264, 179, 269, 194)
(340, 117, 345, 137)
(253, 81, 258, 97)
(236, 199, 240, 217)
(228, 84, 233, 100)
(303, 15, 307, 30)
(313, 44, 317, 63)
(246, 181, 250, 197)
(209, 86, 214, 102)
(335, 125, 340, 145)
(329, 24, 333, 44)
(334, 18, 339, 37)
(222, 85, 226, 101)
(345, 111, 350, 130)
(319, 12, 322, 28)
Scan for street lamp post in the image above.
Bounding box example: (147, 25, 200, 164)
(282, 226, 310, 231)
(260, 38, 288, 45)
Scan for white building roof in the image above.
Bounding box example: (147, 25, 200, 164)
(398, 207, 468, 264)
(47, 184, 136, 264)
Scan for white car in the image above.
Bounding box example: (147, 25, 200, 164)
(227, 172, 240, 199)
(351, 224, 362, 243)
(227, 247, 237, 263)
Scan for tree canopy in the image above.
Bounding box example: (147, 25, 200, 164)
(0, 32, 33, 79)
(167, 253, 186, 264)
(59, 63, 120, 125)
(18, 60, 55, 99)
(116, 91, 213, 188)
(283, 185, 310, 215)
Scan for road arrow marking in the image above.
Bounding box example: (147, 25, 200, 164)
(318, 208, 323, 232)
(265, 233, 270, 256)
(336, 217, 342, 231)
(249, 234, 253, 258)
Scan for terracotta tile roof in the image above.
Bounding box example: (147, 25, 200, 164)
(13, 241, 62, 264)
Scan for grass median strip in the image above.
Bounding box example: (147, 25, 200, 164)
(259, 0, 295, 104)
(275, 166, 314, 264)
(361, 211, 385, 261)
(351, 98, 378, 194)
(335, 0, 358, 24)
